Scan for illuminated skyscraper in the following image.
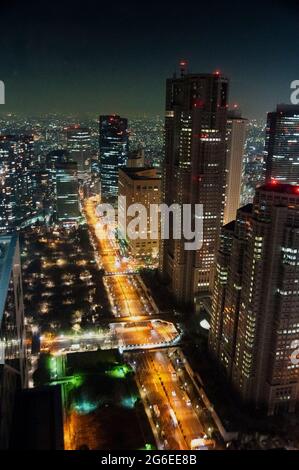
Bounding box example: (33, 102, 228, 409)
(99, 115, 129, 202)
(66, 126, 92, 174)
(42, 150, 81, 225)
(159, 64, 229, 306)
(0, 234, 27, 448)
(0, 135, 36, 233)
(55, 161, 81, 225)
(209, 182, 299, 415)
(265, 104, 299, 184)
(223, 110, 247, 225)
(42, 150, 68, 219)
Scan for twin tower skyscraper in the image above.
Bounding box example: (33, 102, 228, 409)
(159, 64, 242, 306)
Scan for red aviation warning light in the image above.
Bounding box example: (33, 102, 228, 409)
(179, 59, 188, 77)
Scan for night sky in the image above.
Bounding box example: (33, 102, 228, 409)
(1, 0, 298, 118)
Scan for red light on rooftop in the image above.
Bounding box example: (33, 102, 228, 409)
(214, 69, 221, 76)
(179, 59, 188, 77)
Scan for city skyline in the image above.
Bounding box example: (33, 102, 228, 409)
(0, 0, 299, 455)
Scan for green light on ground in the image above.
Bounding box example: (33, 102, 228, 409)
(107, 367, 125, 379)
(70, 375, 84, 388)
(106, 364, 132, 379)
(121, 396, 138, 409)
(140, 443, 155, 450)
(72, 401, 98, 414)
(145, 443, 154, 450)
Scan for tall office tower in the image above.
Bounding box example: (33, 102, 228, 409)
(31, 166, 53, 216)
(265, 104, 299, 184)
(55, 161, 81, 226)
(223, 110, 247, 225)
(44, 150, 70, 220)
(0, 234, 27, 448)
(118, 167, 161, 263)
(0, 135, 36, 233)
(159, 63, 229, 306)
(99, 115, 129, 202)
(66, 126, 92, 174)
(209, 182, 299, 415)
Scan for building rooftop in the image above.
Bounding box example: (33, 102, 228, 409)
(119, 167, 160, 180)
(223, 221, 236, 232)
(170, 72, 229, 81)
(275, 103, 299, 114)
(128, 148, 144, 159)
(257, 182, 299, 196)
(239, 203, 253, 214)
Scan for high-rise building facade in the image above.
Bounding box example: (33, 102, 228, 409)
(31, 166, 53, 218)
(159, 65, 229, 306)
(99, 115, 129, 202)
(0, 234, 27, 448)
(223, 110, 247, 225)
(265, 104, 299, 184)
(55, 161, 81, 225)
(66, 126, 92, 174)
(43, 150, 69, 221)
(0, 135, 36, 233)
(43, 151, 81, 224)
(118, 167, 161, 263)
(209, 182, 299, 415)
